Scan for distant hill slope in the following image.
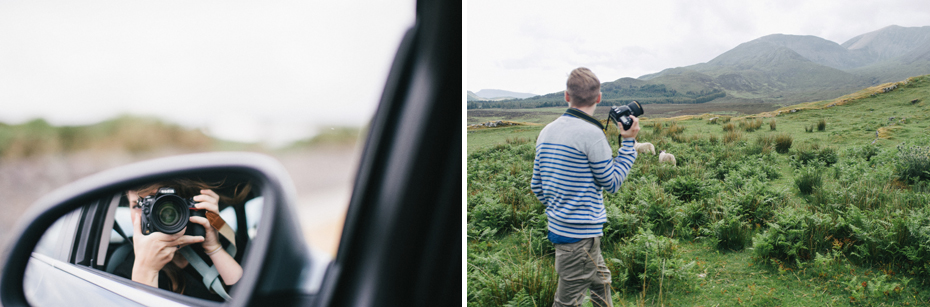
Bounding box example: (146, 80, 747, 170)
(471, 25, 930, 109)
(640, 25, 930, 104)
(467, 91, 483, 101)
(475, 89, 537, 99)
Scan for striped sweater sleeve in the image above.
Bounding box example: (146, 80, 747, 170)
(587, 137, 637, 193)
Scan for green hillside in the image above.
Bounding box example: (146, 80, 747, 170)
(467, 75, 930, 306)
(473, 26, 930, 110)
(0, 115, 358, 159)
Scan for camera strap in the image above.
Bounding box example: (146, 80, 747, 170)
(205, 211, 237, 257)
(564, 108, 607, 137)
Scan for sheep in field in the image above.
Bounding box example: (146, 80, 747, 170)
(633, 142, 656, 155)
(659, 150, 676, 166)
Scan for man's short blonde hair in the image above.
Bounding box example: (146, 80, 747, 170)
(566, 67, 600, 107)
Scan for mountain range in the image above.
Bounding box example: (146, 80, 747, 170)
(471, 25, 930, 108)
(468, 89, 537, 101)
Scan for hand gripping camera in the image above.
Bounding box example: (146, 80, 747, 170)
(139, 187, 205, 236)
(608, 100, 644, 131)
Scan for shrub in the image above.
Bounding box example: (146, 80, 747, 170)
(794, 165, 823, 195)
(752, 207, 835, 264)
(666, 122, 685, 136)
(817, 119, 827, 131)
(739, 118, 763, 132)
(608, 228, 695, 292)
(662, 175, 709, 203)
(848, 144, 880, 162)
(467, 256, 558, 307)
(673, 200, 709, 239)
(794, 144, 837, 167)
(774, 133, 792, 154)
(722, 123, 735, 132)
(723, 130, 743, 143)
(894, 144, 930, 183)
(505, 137, 531, 145)
(705, 203, 752, 250)
(469, 198, 513, 239)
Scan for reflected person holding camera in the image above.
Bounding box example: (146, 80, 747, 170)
(531, 67, 640, 307)
(115, 179, 246, 301)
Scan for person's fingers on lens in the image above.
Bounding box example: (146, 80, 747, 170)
(189, 216, 210, 227)
(132, 209, 143, 237)
(175, 235, 205, 247)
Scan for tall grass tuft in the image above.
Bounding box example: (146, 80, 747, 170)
(739, 118, 763, 132)
(774, 133, 792, 154)
(795, 165, 823, 195)
(817, 119, 827, 131)
(722, 123, 735, 132)
(505, 137, 531, 145)
(895, 144, 930, 183)
(723, 130, 743, 144)
(769, 119, 777, 131)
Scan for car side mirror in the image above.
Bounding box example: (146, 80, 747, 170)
(1, 152, 329, 307)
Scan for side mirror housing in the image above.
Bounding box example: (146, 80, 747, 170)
(1, 152, 326, 307)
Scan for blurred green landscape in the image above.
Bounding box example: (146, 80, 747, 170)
(0, 116, 363, 254)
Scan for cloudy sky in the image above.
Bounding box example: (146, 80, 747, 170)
(467, 0, 930, 96)
(0, 1, 414, 146)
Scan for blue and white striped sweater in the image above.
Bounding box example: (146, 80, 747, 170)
(531, 110, 637, 239)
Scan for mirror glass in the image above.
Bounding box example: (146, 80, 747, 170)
(24, 173, 262, 305)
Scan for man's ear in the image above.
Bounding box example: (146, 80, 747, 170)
(564, 91, 571, 103)
(595, 92, 602, 105)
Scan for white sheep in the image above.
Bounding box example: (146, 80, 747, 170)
(633, 142, 656, 155)
(659, 150, 676, 166)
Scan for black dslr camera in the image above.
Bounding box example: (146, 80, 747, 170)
(608, 100, 644, 130)
(139, 187, 205, 236)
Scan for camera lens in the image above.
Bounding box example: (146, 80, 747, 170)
(149, 195, 190, 234)
(157, 202, 181, 226)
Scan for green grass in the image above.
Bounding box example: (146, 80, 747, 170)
(468, 75, 930, 307)
(467, 125, 542, 155)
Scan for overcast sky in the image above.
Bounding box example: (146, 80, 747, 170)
(467, 0, 930, 96)
(0, 1, 414, 146)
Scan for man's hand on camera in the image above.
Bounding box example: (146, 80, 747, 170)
(619, 115, 640, 139)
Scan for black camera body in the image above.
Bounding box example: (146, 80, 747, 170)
(608, 101, 644, 130)
(139, 187, 205, 236)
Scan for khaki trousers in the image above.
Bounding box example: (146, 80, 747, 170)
(553, 237, 612, 307)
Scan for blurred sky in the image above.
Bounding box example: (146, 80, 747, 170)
(0, 1, 415, 146)
(467, 0, 930, 96)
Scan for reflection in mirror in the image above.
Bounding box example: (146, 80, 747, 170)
(24, 174, 263, 306)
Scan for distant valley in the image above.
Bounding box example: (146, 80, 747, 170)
(469, 25, 930, 109)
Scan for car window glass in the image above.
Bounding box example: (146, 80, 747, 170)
(219, 206, 237, 232)
(244, 196, 263, 240)
(33, 207, 80, 259)
(111, 207, 132, 243)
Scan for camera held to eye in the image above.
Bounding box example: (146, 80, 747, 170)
(608, 100, 644, 131)
(139, 187, 205, 236)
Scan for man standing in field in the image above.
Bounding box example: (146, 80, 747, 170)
(531, 67, 640, 307)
